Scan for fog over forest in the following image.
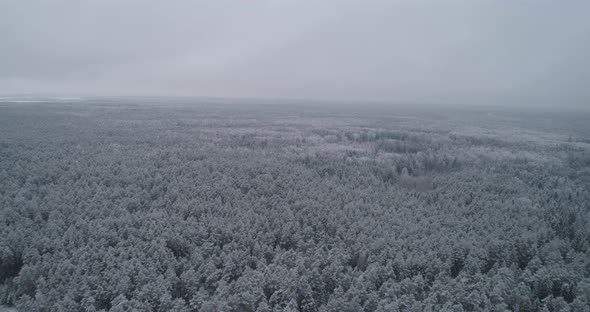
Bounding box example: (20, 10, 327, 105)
(0, 99, 589, 311)
(1, 1, 590, 311)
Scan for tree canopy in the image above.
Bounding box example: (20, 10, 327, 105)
(1, 101, 589, 311)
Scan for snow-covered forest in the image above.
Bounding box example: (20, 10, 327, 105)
(1, 100, 589, 311)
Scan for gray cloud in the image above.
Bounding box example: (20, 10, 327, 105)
(1, 0, 589, 107)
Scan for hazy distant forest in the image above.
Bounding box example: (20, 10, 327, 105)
(1, 99, 589, 312)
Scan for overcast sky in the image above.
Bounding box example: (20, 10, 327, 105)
(1, 0, 589, 107)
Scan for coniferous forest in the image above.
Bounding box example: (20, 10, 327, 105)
(1, 99, 589, 312)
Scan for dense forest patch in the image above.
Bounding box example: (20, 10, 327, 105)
(0, 101, 589, 311)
